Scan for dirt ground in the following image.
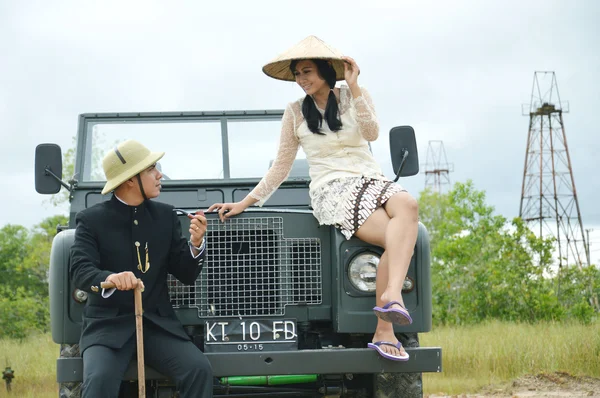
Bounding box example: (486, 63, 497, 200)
(426, 372, 600, 397)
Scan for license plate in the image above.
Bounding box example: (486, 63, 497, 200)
(204, 319, 297, 353)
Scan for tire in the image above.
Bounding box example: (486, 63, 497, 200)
(59, 344, 82, 398)
(59, 382, 82, 398)
(373, 332, 423, 398)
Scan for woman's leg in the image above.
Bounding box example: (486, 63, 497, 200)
(354, 208, 405, 357)
(378, 192, 419, 307)
(354, 192, 419, 357)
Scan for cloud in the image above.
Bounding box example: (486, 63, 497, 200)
(1, 0, 598, 233)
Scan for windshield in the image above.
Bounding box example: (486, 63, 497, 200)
(78, 112, 307, 182)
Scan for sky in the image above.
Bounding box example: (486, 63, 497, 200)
(1, 0, 599, 261)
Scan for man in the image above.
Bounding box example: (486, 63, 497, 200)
(70, 139, 212, 397)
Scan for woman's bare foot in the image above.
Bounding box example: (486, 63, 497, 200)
(375, 290, 412, 325)
(372, 328, 407, 358)
(380, 290, 405, 310)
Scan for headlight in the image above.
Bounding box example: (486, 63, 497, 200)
(403, 277, 414, 292)
(348, 252, 379, 292)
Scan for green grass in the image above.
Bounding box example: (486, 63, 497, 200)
(421, 320, 600, 395)
(1, 321, 599, 397)
(0, 333, 57, 398)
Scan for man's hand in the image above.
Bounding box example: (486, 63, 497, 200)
(105, 272, 145, 291)
(189, 211, 207, 248)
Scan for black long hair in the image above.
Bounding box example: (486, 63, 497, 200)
(290, 59, 342, 135)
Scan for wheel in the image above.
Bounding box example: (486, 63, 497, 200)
(59, 382, 82, 398)
(373, 333, 423, 398)
(59, 344, 82, 398)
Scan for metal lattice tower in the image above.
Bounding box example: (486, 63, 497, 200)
(423, 140, 453, 193)
(519, 71, 588, 268)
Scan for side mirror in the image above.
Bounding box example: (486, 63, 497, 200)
(389, 126, 419, 181)
(35, 144, 64, 194)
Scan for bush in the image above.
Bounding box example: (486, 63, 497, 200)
(419, 181, 597, 325)
(0, 286, 50, 339)
(0, 217, 65, 339)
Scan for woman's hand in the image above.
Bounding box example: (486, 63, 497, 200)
(207, 201, 247, 222)
(342, 56, 360, 88)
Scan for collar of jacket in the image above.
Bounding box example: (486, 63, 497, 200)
(109, 194, 149, 216)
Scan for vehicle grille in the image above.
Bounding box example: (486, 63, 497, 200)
(167, 216, 322, 317)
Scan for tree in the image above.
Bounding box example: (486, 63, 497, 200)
(0, 225, 31, 291)
(419, 181, 563, 325)
(555, 265, 600, 323)
(0, 286, 49, 339)
(0, 216, 67, 338)
(44, 132, 115, 208)
(25, 215, 69, 296)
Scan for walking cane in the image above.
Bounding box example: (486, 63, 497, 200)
(101, 280, 145, 398)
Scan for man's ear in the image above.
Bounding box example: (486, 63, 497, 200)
(125, 178, 135, 187)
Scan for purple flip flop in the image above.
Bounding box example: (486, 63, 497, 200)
(373, 301, 413, 325)
(368, 341, 409, 361)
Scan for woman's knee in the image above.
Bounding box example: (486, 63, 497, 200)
(385, 192, 418, 219)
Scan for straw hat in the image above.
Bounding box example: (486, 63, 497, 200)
(101, 139, 164, 195)
(262, 35, 347, 82)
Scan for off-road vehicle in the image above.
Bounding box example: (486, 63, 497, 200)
(35, 109, 442, 397)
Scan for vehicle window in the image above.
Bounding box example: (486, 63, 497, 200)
(227, 120, 306, 179)
(82, 121, 223, 181)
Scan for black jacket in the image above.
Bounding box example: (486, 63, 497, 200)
(70, 195, 205, 353)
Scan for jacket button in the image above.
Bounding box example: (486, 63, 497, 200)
(134, 220, 138, 225)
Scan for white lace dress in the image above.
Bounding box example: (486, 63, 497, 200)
(249, 85, 406, 239)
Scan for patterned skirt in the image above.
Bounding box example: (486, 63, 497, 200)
(311, 176, 407, 240)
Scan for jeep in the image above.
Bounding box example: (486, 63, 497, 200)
(34, 109, 442, 397)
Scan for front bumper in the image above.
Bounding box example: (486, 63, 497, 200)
(57, 347, 442, 383)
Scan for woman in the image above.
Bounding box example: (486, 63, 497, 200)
(208, 36, 419, 362)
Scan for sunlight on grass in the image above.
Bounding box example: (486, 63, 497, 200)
(421, 320, 600, 395)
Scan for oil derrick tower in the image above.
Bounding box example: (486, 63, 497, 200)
(423, 140, 453, 193)
(519, 71, 588, 268)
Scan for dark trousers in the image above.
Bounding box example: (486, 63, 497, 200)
(82, 322, 212, 398)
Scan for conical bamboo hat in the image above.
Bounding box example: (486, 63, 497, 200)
(262, 35, 346, 82)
